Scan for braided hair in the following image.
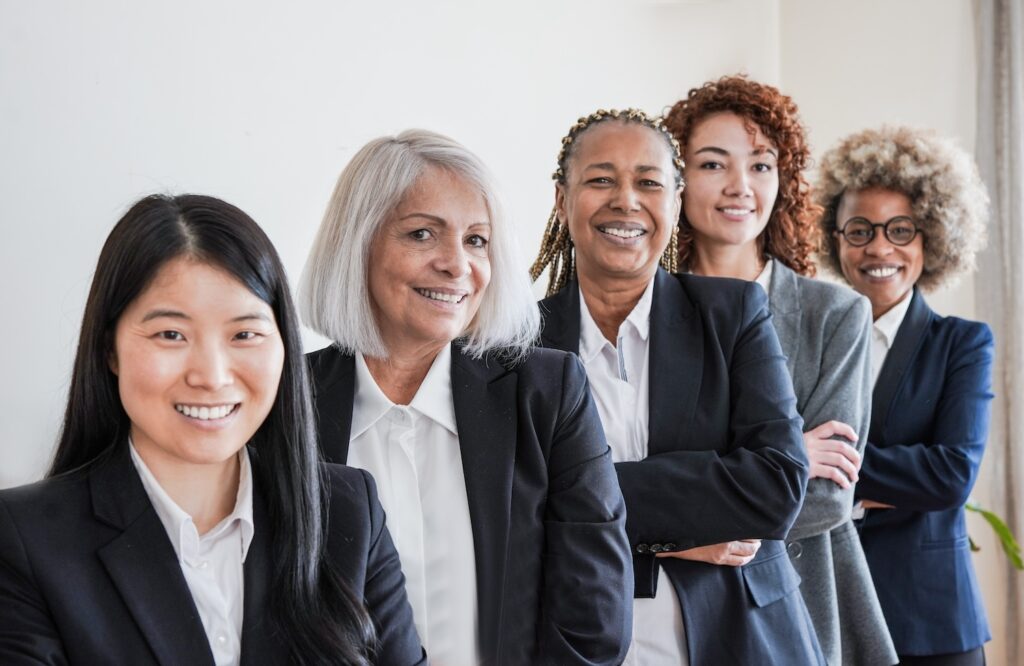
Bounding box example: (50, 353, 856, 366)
(530, 108, 685, 296)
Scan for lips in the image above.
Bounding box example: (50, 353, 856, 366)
(596, 222, 647, 241)
(175, 403, 238, 421)
(861, 265, 902, 279)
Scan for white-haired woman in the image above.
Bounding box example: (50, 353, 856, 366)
(817, 126, 992, 666)
(301, 129, 632, 665)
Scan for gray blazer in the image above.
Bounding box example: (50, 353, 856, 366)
(768, 259, 897, 666)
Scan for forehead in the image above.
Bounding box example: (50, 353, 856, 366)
(128, 257, 267, 312)
(396, 166, 489, 219)
(569, 121, 675, 169)
(687, 111, 775, 153)
(838, 187, 914, 218)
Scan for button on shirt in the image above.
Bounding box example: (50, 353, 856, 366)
(130, 442, 254, 666)
(348, 345, 479, 666)
(578, 279, 688, 665)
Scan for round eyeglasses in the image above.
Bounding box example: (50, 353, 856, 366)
(836, 216, 922, 247)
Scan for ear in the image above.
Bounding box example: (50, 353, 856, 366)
(555, 183, 568, 224)
(108, 349, 119, 376)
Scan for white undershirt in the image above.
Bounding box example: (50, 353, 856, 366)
(754, 259, 774, 296)
(348, 345, 479, 666)
(130, 442, 253, 666)
(578, 278, 689, 666)
(871, 289, 914, 388)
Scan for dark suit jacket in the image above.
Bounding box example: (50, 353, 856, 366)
(539, 269, 824, 665)
(856, 289, 993, 655)
(308, 344, 633, 665)
(0, 444, 425, 665)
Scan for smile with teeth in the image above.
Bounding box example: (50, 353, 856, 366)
(719, 207, 754, 215)
(599, 226, 645, 239)
(864, 266, 901, 278)
(415, 288, 467, 304)
(175, 404, 238, 420)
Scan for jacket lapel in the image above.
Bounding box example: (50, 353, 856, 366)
(451, 345, 517, 662)
(538, 282, 581, 354)
(648, 269, 703, 455)
(311, 348, 356, 463)
(767, 259, 801, 379)
(870, 289, 932, 442)
(92, 446, 215, 666)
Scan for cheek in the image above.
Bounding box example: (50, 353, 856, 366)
(243, 344, 286, 406)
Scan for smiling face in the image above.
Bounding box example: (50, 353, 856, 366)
(556, 120, 682, 285)
(682, 112, 779, 260)
(111, 257, 285, 475)
(367, 165, 492, 357)
(836, 186, 924, 319)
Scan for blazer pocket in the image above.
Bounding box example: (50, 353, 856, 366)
(742, 550, 802, 608)
(920, 535, 970, 551)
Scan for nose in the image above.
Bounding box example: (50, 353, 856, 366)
(185, 340, 234, 391)
(724, 166, 753, 197)
(610, 182, 640, 212)
(863, 230, 895, 256)
(432, 234, 471, 278)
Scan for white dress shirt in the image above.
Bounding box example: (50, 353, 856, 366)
(578, 278, 689, 666)
(129, 442, 254, 666)
(754, 259, 774, 296)
(871, 289, 914, 388)
(348, 345, 479, 666)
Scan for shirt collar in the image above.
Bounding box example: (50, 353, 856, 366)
(578, 277, 655, 363)
(873, 289, 914, 348)
(353, 345, 458, 438)
(754, 259, 774, 294)
(129, 441, 255, 564)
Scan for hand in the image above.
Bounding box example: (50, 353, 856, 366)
(860, 499, 895, 510)
(804, 420, 862, 489)
(656, 539, 762, 567)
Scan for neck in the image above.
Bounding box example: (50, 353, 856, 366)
(577, 268, 653, 344)
(364, 342, 445, 405)
(134, 440, 241, 535)
(690, 241, 765, 282)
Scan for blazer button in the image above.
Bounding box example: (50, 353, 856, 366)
(650, 543, 664, 553)
(636, 544, 650, 554)
(664, 543, 677, 551)
(787, 541, 803, 559)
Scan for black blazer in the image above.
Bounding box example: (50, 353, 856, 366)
(0, 444, 425, 665)
(539, 269, 824, 665)
(856, 289, 993, 655)
(308, 343, 633, 665)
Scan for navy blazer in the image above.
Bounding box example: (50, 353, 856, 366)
(308, 343, 633, 665)
(0, 444, 425, 665)
(539, 269, 824, 665)
(856, 289, 993, 655)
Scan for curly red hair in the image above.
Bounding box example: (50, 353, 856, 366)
(664, 75, 820, 276)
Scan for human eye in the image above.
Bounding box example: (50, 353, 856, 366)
(466, 234, 489, 249)
(408, 228, 434, 241)
(233, 330, 263, 342)
(753, 162, 774, 173)
(639, 178, 663, 189)
(586, 176, 613, 186)
(155, 330, 185, 342)
(698, 160, 724, 170)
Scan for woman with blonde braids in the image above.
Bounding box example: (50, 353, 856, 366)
(664, 75, 897, 665)
(533, 108, 824, 665)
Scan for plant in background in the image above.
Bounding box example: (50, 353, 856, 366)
(966, 503, 1023, 570)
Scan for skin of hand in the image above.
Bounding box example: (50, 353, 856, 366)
(804, 420, 862, 489)
(860, 499, 896, 509)
(656, 539, 762, 567)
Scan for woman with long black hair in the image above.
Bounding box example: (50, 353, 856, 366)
(0, 194, 424, 665)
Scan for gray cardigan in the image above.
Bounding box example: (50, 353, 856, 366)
(768, 259, 897, 666)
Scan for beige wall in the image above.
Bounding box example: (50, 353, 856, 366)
(779, 1, 1012, 662)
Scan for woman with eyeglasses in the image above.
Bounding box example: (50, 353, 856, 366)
(817, 126, 993, 666)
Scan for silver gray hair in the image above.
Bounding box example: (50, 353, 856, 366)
(300, 129, 540, 359)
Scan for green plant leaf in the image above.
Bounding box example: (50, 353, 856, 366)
(966, 502, 1024, 570)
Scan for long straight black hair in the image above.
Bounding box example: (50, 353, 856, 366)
(49, 194, 376, 664)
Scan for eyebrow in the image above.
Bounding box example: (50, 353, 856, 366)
(583, 162, 666, 173)
(398, 213, 491, 227)
(694, 145, 779, 158)
(140, 310, 272, 324)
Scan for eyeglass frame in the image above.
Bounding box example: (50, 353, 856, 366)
(834, 215, 923, 247)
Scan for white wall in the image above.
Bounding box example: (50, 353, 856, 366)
(0, 0, 780, 487)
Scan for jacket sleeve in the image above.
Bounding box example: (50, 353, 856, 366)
(786, 295, 873, 540)
(358, 470, 428, 666)
(855, 323, 993, 512)
(614, 282, 808, 549)
(539, 353, 632, 666)
(0, 496, 68, 666)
